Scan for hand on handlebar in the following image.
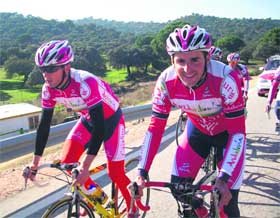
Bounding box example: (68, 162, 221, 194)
(128, 176, 145, 199)
(128, 177, 151, 212)
(22, 166, 38, 189)
(214, 178, 232, 209)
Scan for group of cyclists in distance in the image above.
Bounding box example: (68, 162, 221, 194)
(22, 23, 279, 218)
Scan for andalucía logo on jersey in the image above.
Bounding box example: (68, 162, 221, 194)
(221, 76, 238, 104)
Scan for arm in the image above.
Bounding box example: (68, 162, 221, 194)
(138, 73, 172, 178)
(216, 73, 246, 207)
(74, 103, 105, 185)
(242, 65, 250, 95)
(219, 73, 246, 182)
(138, 112, 168, 178)
(31, 108, 54, 167)
(267, 79, 280, 106)
(86, 103, 105, 155)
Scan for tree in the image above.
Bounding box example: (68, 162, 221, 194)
(25, 66, 44, 88)
(72, 43, 106, 76)
(253, 28, 280, 61)
(150, 20, 186, 70)
(4, 56, 33, 86)
(216, 35, 245, 55)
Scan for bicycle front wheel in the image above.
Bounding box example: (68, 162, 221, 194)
(116, 157, 150, 218)
(42, 196, 95, 218)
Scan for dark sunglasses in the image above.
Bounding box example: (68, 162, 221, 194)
(39, 66, 62, 73)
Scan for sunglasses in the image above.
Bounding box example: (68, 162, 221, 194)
(39, 66, 62, 73)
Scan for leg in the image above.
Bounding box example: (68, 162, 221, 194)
(107, 160, 132, 211)
(104, 116, 133, 211)
(61, 119, 95, 186)
(171, 120, 211, 179)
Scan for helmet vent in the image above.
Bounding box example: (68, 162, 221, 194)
(176, 36, 182, 48)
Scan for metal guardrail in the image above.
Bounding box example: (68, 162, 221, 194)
(0, 104, 152, 161)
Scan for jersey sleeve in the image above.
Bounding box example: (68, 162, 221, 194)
(138, 74, 172, 176)
(219, 72, 246, 181)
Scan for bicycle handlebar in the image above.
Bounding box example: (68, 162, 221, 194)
(131, 181, 213, 212)
(23, 161, 80, 188)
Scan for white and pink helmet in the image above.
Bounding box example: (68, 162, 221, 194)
(227, 52, 240, 62)
(166, 25, 212, 56)
(209, 46, 223, 60)
(35, 40, 74, 67)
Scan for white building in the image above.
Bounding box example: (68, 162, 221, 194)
(0, 103, 41, 140)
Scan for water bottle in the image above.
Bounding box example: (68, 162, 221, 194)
(82, 181, 108, 204)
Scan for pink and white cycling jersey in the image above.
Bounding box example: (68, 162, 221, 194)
(139, 60, 246, 181)
(267, 67, 280, 104)
(41, 68, 120, 120)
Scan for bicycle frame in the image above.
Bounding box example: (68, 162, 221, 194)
(35, 161, 126, 218)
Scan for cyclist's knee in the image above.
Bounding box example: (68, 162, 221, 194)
(60, 139, 84, 163)
(223, 189, 240, 218)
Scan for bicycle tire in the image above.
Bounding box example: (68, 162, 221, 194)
(42, 196, 95, 218)
(116, 158, 150, 218)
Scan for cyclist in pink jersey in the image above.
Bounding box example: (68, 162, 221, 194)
(209, 46, 223, 61)
(227, 52, 251, 106)
(22, 40, 134, 214)
(265, 66, 280, 131)
(134, 25, 246, 217)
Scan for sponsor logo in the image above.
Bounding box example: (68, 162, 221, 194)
(222, 76, 238, 104)
(227, 134, 244, 167)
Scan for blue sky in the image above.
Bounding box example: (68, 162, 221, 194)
(0, 0, 279, 22)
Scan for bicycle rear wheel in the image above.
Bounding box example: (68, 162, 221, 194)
(116, 157, 150, 218)
(42, 196, 95, 218)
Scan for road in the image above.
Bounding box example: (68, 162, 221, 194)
(1, 86, 280, 218)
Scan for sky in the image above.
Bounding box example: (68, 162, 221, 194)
(0, 0, 279, 22)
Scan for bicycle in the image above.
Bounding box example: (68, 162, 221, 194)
(24, 158, 150, 218)
(130, 147, 225, 218)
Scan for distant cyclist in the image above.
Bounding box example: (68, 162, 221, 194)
(265, 66, 280, 131)
(227, 52, 251, 106)
(134, 25, 246, 218)
(22, 40, 135, 215)
(209, 46, 223, 61)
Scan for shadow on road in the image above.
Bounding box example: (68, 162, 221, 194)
(246, 133, 280, 162)
(239, 133, 280, 209)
